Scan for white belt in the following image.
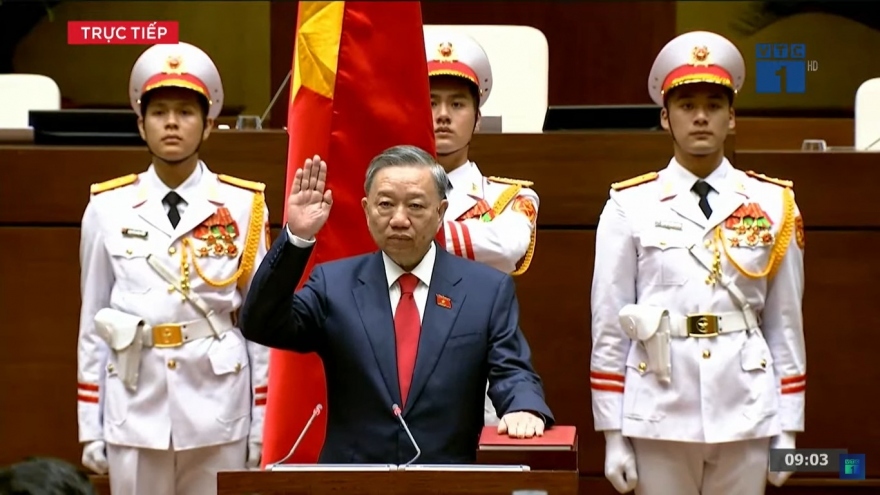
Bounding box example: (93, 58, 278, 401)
(664, 312, 754, 338)
(143, 313, 234, 348)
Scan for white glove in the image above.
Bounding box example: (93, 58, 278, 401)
(81, 440, 109, 475)
(604, 430, 638, 493)
(767, 431, 797, 487)
(246, 440, 262, 469)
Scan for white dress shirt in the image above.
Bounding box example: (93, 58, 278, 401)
(285, 228, 435, 321)
(667, 156, 733, 212)
(144, 160, 206, 216)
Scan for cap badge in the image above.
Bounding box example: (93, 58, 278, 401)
(690, 46, 710, 67)
(436, 41, 457, 62)
(163, 55, 185, 75)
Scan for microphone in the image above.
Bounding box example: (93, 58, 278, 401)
(259, 69, 293, 126)
(392, 404, 421, 466)
(267, 404, 323, 468)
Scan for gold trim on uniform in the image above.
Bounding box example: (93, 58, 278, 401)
(611, 172, 659, 191)
(716, 188, 796, 280)
(90, 174, 138, 195)
(487, 176, 534, 188)
(217, 174, 266, 192)
(795, 215, 805, 250)
(167, 175, 267, 292)
(664, 74, 733, 91)
(745, 170, 793, 189)
(486, 182, 537, 276)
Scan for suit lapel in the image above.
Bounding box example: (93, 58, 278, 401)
(352, 253, 401, 406)
(446, 162, 485, 220)
(404, 248, 465, 413)
(446, 189, 480, 221)
(704, 179, 748, 237)
(666, 185, 707, 229)
(171, 173, 222, 244)
(133, 185, 173, 238)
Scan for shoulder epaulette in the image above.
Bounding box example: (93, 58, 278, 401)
(746, 170, 793, 189)
(611, 172, 658, 191)
(90, 174, 138, 195)
(487, 176, 534, 188)
(218, 174, 266, 193)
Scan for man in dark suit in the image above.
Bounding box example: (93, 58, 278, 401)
(240, 145, 554, 465)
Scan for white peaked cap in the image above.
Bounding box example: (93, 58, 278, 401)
(424, 30, 493, 108)
(648, 31, 745, 106)
(129, 42, 224, 119)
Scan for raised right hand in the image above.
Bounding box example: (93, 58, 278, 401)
(604, 430, 638, 493)
(82, 440, 109, 475)
(286, 154, 333, 240)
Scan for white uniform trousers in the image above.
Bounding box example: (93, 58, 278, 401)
(632, 437, 770, 495)
(107, 439, 247, 495)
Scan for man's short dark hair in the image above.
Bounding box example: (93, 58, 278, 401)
(0, 457, 97, 495)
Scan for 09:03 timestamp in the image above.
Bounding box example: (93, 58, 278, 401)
(769, 449, 848, 473)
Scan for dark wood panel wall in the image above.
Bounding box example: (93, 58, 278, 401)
(266, 1, 676, 128)
(2, 131, 878, 495)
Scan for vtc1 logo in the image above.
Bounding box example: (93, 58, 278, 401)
(755, 43, 818, 94)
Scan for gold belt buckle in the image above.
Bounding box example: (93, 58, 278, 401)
(152, 324, 184, 348)
(687, 314, 720, 338)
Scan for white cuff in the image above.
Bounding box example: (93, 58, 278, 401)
(286, 225, 316, 248)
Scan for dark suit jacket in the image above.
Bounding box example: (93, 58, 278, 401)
(240, 231, 554, 464)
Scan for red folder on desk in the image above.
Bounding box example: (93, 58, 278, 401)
(478, 425, 577, 451)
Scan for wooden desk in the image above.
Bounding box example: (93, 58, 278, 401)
(2, 132, 877, 494)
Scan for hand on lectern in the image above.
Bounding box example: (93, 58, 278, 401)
(497, 411, 544, 438)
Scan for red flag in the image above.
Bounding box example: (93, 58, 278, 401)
(262, 1, 435, 466)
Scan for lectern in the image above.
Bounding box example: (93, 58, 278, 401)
(217, 426, 579, 495)
(217, 465, 577, 495)
(476, 425, 578, 471)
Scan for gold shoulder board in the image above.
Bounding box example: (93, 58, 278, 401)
(90, 174, 138, 195)
(218, 174, 266, 192)
(746, 170, 793, 188)
(611, 172, 658, 191)
(487, 176, 534, 188)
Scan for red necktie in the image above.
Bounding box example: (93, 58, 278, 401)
(394, 273, 421, 406)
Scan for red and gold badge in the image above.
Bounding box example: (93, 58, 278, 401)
(193, 207, 240, 258)
(458, 199, 493, 222)
(512, 196, 538, 225)
(795, 215, 805, 249)
(724, 203, 774, 248)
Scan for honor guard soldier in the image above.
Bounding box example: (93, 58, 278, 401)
(76, 42, 271, 495)
(590, 31, 806, 494)
(425, 30, 540, 428)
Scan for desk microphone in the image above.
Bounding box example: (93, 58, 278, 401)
(392, 404, 421, 466)
(267, 404, 323, 468)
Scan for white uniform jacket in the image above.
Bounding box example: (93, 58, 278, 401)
(76, 162, 271, 451)
(437, 161, 540, 425)
(590, 158, 806, 444)
(438, 161, 539, 276)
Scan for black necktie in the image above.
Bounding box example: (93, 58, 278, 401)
(692, 180, 713, 218)
(163, 191, 183, 228)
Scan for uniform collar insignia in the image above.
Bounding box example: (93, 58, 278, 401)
(132, 185, 149, 208)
